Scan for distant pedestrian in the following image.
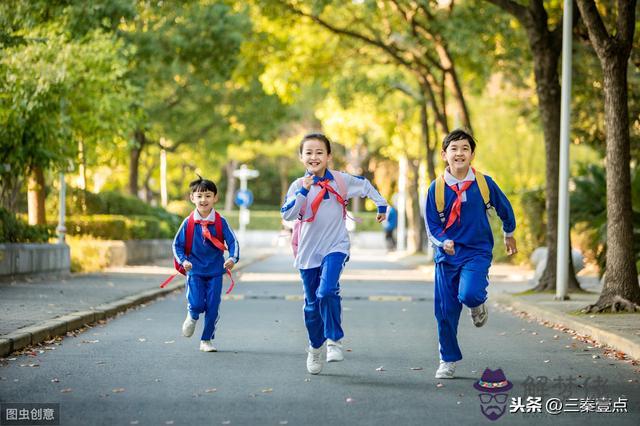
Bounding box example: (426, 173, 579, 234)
(382, 204, 398, 251)
(281, 133, 388, 374)
(172, 176, 239, 352)
(425, 129, 517, 379)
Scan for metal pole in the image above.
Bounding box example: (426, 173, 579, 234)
(556, 0, 573, 301)
(397, 156, 407, 251)
(160, 147, 168, 208)
(56, 172, 66, 244)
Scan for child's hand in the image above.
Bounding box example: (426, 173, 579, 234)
(443, 240, 455, 256)
(182, 260, 193, 272)
(376, 213, 386, 223)
(302, 176, 314, 190)
(224, 258, 236, 270)
(505, 236, 518, 256)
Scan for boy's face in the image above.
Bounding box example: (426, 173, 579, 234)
(300, 139, 331, 177)
(441, 138, 474, 176)
(190, 190, 218, 215)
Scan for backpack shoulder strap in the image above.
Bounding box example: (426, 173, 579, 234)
(184, 212, 195, 255)
(330, 170, 348, 200)
(214, 211, 225, 244)
(474, 170, 492, 209)
(434, 176, 446, 224)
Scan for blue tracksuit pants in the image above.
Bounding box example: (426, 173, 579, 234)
(300, 252, 348, 349)
(186, 274, 223, 341)
(435, 255, 491, 362)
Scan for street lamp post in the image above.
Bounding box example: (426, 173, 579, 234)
(556, 0, 573, 301)
(232, 164, 259, 246)
(56, 172, 67, 244)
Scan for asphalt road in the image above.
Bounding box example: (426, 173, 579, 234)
(1, 251, 638, 425)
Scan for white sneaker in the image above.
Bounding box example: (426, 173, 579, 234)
(435, 361, 456, 379)
(182, 314, 197, 337)
(326, 340, 344, 362)
(306, 344, 324, 374)
(470, 303, 488, 327)
(199, 340, 217, 352)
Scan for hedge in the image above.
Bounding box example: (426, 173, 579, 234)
(61, 215, 173, 240)
(0, 208, 51, 243)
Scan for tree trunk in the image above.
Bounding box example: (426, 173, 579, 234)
(583, 55, 640, 312)
(129, 129, 146, 198)
(420, 92, 437, 182)
(27, 166, 46, 225)
(516, 5, 581, 292)
(224, 160, 238, 212)
(406, 158, 425, 253)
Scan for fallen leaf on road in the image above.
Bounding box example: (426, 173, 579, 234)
(205, 388, 217, 393)
(95, 361, 106, 365)
(553, 335, 559, 339)
(531, 332, 538, 335)
(164, 341, 175, 344)
(498, 332, 506, 336)
(304, 378, 311, 382)
(376, 366, 385, 372)
(345, 397, 354, 403)
(138, 338, 146, 342)
(544, 360, 550, 363)
(81, 340, 99, 344)
(346, 349, 352, 352)
(410, 367, 423, 371)
(112, 388, 126, 393)
(60, 388, 72, 393)
(592, 355, 600, 359)
(261, 388, 273, 393)
(539, 340, 545, 344)
(51, 378, 59, 383)
(436, 383, 444, 388)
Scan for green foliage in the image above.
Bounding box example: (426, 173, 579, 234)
(62, 214, 173, 240)
(570, 164, 640, 276)
(0, 207, 51, 243)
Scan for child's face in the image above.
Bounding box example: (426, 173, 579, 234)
(441, 138, 474, 176)
(300, 138, 331, 176)
(190, 190, 218, 215)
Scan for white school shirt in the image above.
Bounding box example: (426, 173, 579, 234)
(281, 170, 388, 270)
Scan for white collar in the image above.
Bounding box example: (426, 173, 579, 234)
(444, 167, 475, 186)
(194, 208, 216, 221)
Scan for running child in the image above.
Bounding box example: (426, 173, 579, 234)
(425, 129, 517, 379)
(281, 133, 388, 374)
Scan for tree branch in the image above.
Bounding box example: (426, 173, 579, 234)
(575, 0, 611, 54)
(484, 0, 528, 22)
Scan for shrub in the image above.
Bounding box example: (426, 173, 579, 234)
(62, 215, 173, 240)
(0, 208, 51, 243)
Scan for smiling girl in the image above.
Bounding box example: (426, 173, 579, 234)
(281, 133, 388, 374)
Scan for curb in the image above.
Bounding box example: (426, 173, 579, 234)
(0, 252, 271, 358)
(493, 293, 640, 361)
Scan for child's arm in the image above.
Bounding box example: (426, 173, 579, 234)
(281, 178, 311, 221)
(343, 173, 388, 222)
(172, 218, 189, 267)
(221, 217, 239, 269)
(487, 176, 518, 256)
(425, 183, 455, 255)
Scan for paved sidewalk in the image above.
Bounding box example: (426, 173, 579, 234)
(0, 247, 274, 357)
(396, 251, 640, 361)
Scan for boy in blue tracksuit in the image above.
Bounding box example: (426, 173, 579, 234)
(173, 176, 239, 352)
(425, 129, 517, 379)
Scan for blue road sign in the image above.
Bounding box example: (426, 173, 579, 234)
(234, 189, 254, 208)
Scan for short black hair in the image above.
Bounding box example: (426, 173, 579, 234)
(442, 129, 476, 152)
(189, 175, 217, 194)
(299, 133, 332, 154)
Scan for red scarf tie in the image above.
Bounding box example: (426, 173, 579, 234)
(443, 180, 473, 232)
(303, 179, 348, 223)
